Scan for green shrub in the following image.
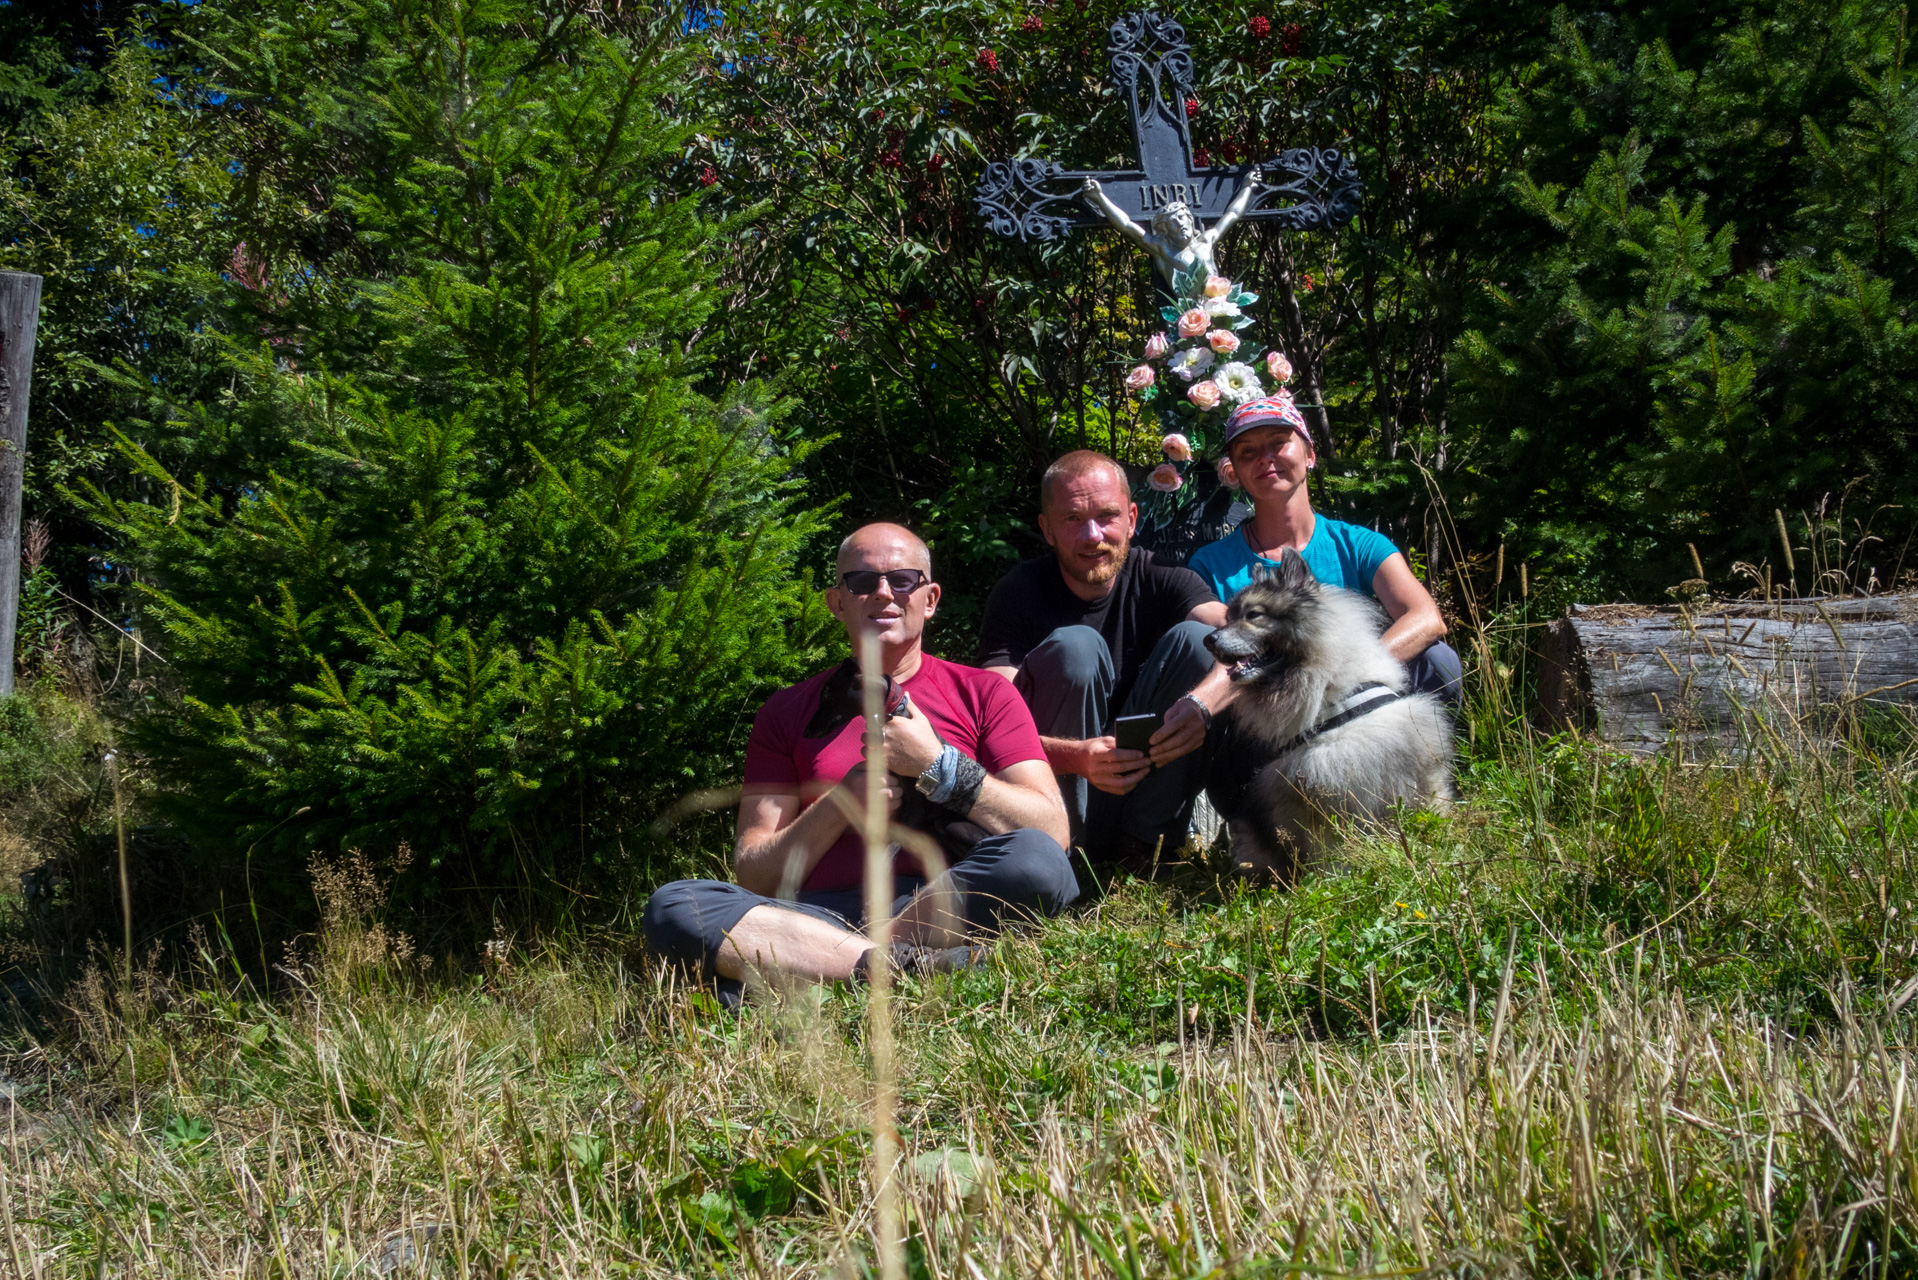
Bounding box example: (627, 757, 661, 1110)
(81, 5, 834, 925)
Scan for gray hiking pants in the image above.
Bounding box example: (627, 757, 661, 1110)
(1012, 620, 1216, 861)
(642, 827, 1077, 985)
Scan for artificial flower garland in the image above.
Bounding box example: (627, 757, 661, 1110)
(1127, 264, 1293, 515)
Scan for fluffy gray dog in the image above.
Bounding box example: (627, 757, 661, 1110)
(1204, 549, 1455, 881)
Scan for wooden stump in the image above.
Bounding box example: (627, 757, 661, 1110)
(1536, 595, 1918, 753)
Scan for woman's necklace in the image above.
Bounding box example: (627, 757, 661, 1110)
(1243, 509, 1313, 560)
(1243, 516, 1284, 559)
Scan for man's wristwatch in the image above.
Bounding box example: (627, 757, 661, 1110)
(1181, 693, 1213, 729)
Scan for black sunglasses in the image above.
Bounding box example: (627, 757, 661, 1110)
(839, 568, 930, 596)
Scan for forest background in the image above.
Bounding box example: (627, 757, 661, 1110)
(1, 0, 1916, 962)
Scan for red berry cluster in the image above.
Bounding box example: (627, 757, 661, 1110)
(1185, 97, 1199, 119)
(699, 165, 718, 187)
(928, 152, 947, 172)
(977, 47, 1000, 72)
(878, 150, 905, 171)
(1021, 14, 1044, 32)
(1280, 22, 1303, 55)
(1193, 148, 1211, 167)
(1248, 15, 1270, 38)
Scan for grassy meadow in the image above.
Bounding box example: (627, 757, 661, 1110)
(2, 662, 1917, 1278)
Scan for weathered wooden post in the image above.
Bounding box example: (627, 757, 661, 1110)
(0, 270, 43, 697)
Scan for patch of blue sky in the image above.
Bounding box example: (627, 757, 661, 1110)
(134, 224, 158, 238)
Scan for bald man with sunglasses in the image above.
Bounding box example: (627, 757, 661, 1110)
(643, 523, 1076, 1004)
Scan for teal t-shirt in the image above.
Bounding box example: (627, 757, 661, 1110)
(1188, 515, 1400, 603)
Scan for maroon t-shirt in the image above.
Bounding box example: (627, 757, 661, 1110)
(743, 654, 1047, 894)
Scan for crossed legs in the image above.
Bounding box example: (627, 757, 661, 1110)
(643, 828, 1079, 988)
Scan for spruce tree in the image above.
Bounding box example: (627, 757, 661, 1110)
(84, 1, 832, 921)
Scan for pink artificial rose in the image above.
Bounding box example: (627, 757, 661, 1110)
(1143, 331, 1171, 360)
(1204, 275, 1233, 299)
(1266, 349, 1293, 383)
(1161, 432, 1192, 461)
(1148, 462, 1184, 493)
(1207, 328, 1241, 355)
(1216, 456, 1240, 488)
(1178, 308, 1209, 338)
(1187, 379, 1223, 410)
(1125, 364, 1156, 391)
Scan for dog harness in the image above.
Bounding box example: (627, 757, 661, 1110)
(1276, 681, 1402, 754)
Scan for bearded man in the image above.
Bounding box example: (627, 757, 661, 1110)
(978, 451, 1232, 871)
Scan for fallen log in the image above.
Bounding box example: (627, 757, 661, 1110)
(1536, 594, 1918, 754)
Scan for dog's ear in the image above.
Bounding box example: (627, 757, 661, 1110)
(1249, 562, 1277, 588)
(1278, 547, 1317, 592)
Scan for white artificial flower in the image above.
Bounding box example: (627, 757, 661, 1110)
(1212, 361, 1263, 404)
(1202, 296, 1242, 319)
(1166, 346, 1216, 382)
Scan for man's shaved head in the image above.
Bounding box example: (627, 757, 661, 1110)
(835, 522, 932, 576)
(1040, 450, 1131, 514)
(827, 522, 940, 660)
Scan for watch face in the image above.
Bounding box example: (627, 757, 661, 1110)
(915, 771, 939, 798)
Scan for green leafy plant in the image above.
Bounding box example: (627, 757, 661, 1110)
(80, 4, 834, 925)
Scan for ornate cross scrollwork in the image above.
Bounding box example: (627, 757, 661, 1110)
(1107, 11, 1194, 98)
(1252, 148, 1364, 231)
(973, 10, 1363, 248)
(973, 160, 1085, 243)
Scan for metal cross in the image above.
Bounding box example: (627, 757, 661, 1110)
(973, 12, 1361, 271)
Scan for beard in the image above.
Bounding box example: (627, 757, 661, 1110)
(1061, 537, 1128, 587)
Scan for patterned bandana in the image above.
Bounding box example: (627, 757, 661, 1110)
(1222, 391, 1311, 450)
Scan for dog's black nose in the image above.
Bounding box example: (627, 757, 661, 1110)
(1203, 627, 1224, 657)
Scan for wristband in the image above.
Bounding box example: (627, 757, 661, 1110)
(916, 743, 987, 817)
(943, 752, 988, 818)
(1181, 693, 1213, 729)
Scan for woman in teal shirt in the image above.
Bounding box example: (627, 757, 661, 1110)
(1189, 393, 1462, 703)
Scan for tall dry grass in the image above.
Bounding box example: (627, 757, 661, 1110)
(1, 933, 1911, 1277)
(3, 633, 1917, 1276)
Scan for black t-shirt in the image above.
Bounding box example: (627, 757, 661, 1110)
(976, 547, 1218, 708)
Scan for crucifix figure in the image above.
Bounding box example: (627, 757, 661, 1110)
(1079, 169, 1262, 282)
(974, 11, 1360, 291)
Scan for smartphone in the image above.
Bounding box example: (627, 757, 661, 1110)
(1113, 712, 1162, 753)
